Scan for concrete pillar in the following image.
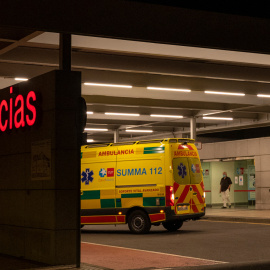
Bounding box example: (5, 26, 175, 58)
(114, 129, 119, 143)
(190, 117, 196, 140)
(59, 33, 80, 267)
(0, 71, 81, 266)
(254, 140, 270, 210)
(59, 33, 71, 71)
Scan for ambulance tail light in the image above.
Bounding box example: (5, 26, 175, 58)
(166, 186, 174, 206)
(201, 182, 206, 202)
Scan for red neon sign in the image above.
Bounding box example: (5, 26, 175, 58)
(0, 87, 37, 132)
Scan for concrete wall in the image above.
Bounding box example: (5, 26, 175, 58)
(0, 70, 81, 265)
(198, 137, 270, 209)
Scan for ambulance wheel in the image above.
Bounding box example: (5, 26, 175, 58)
(128, 210, 151, 234)
(162, 220, 183, 232)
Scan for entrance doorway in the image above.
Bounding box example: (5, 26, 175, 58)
(201, 159, 255, 208)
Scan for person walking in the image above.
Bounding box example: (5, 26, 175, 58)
(219, 172, 232, 209)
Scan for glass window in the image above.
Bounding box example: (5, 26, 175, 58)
(188, 158, 202, 184)
(173, 158, 190, 185)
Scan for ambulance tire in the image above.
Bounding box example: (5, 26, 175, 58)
(128, 210, 151, 234)
(162, 220, 183, 232)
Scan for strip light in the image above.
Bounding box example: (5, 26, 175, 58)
(87, 139, 94, 142)
(15, 77, 28, 81)
(105, 112, 140, 116)
(84, 82, 132, 88)
(257, 94, 270, 98)
(204, 91, 245, 96)
(147, 87, 191, 92)
(203, 116, 233, 121)
(87, 111, 93, 114)
(84, 128, 108, 131)
(126, 129, 153, 133)
(150, 114, 183, 118)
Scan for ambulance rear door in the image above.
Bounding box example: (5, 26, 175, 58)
(187, 157, 205, 214)
(172, 157, 191, 215)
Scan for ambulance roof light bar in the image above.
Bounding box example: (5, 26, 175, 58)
(84, 138, 197, 148)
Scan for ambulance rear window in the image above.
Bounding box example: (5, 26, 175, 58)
(188, 158, 202, 184)
(173, 157, 202, 185)
(172, 158, 190, 185)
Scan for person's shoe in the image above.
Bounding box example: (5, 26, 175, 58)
(221, 206, 227, 209)
(229, 205, 231, 208)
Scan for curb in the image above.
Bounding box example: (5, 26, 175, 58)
(202, 216, 270, 224)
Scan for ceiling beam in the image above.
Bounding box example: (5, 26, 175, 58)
(83, 95, 260, 112)
(0, 31, 44, 56)
(3, 47, 270, 82)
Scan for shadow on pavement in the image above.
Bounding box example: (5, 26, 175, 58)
(177, 259, 270, 270)
(0, 254, 47, 270)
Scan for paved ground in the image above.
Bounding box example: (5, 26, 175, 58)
(80, 218, 270, 266)
(81, 242, 220, 269)
(205, 207, 270, 223)
(2, 207, 270, 270)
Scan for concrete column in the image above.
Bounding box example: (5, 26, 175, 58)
(0, 71, 81, 266)
(190, 117, 196, 140)
(59, 33, 71, 71)
(59, 33, 80, 267)
(114, 129, 119, 143)
(254, 137, 270, 210)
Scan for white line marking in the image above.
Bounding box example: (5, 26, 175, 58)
(81, 242, 227, 264)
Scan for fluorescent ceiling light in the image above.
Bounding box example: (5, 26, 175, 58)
(87, 139, 94, 142)
(87, 111, 93, 114)
(126, 129, 153, 133)
(147, 87, 191, 92)
(84, 82, 132, 88)
(105, 112, 140, 116)
(15, 77, 28, 81)
(150, 114, 183, 118)
(84, 128, 108, 131)
(257, 94, 270, 98)
(204, 90, 245, 96)
(203, 116, 233, 121)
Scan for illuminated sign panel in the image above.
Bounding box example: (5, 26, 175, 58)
(0, 86, 37, 132)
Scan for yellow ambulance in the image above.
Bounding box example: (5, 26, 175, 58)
(81, 138, 205, 233)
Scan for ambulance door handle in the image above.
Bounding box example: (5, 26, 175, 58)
(175, 197, 179, 200)
(193, 192, 197, 196)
